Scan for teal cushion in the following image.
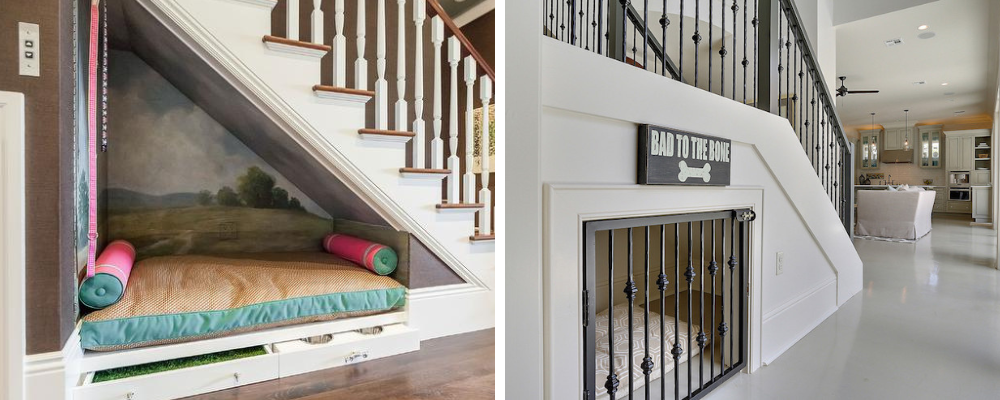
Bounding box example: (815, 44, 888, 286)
(79, 273, 125, 310)
(80, 287, 406, 351)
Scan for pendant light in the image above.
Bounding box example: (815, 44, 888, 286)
(871, 112, 877, 162)
(903, 109, 910, 150)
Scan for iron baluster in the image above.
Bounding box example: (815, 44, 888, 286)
(777, 14, 782, 117)
(605, 230, 619, 397)
(679, 0, 684, 79)
(643, 0, 648, 72)
(742, 0, 748, 103)
(686, 222, 695, 399)
(657, 225, 668, 397)
(718, 220, 727, 375)
(708, 0, 713, 93)
(731, 0, 737, 100)
(719, 0, 726, 98)
(642, 226, 653, 399)
(660, 0, 668, 77)
(709, 220, 718, 381)
(693, 0, 701, 87)
(698, 221, 707, 388)
(728, 217, 736, 371)
(625, 227, 636, 397)
(673, 223, 681, 400)
(597, 0, 604, 54)
(753, 0, 758, 103)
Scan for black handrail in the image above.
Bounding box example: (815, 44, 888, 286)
(624, 2, 682, 81)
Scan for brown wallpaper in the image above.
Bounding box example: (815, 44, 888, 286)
(0, 0, 78, 354)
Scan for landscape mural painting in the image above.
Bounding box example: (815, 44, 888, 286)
(107, 50, 332, 259)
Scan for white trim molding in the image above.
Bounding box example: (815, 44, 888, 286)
(0, 91, 26, 400)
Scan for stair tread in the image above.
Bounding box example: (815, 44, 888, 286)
(262, 35, 332, 52)
(436, 203, 485, 209)
(470, 234, 495, 241)
(314, 85, 375, 98)
(359, 129, 416, 137)
(400, 168, 451, 174)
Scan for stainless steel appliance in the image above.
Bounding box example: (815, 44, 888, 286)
(949, 188, 971, 202)
(949, 172, 970, 187)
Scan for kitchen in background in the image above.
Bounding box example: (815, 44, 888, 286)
(856, 123, 992, 223)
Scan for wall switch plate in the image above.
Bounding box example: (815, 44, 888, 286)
(18, 22, 40, 77)
(776, 251, 784, 275)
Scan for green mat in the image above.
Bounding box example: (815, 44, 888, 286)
(92, 346, 267, 383)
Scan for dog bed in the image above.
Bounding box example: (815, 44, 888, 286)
(594, 303, 708, 399)
(80, 252, 406, 351)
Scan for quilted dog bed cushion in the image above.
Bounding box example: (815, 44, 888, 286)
(80, 252, 406, 351)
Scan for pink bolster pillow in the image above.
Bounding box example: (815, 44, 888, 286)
(79, 240, 136, 309)
(323, 234, 398, 275)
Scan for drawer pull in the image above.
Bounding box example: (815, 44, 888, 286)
(345, 350, 370, 364)
(126, 393, 135, 400)
(234, 372, 241, 383)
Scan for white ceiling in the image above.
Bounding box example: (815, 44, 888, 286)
(834, 0, 999, 128)
(832, 0, 938, 26)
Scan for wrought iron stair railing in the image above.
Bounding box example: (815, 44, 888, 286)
(544, 0, 854, 235)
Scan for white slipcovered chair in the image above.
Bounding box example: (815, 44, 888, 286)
(856, 189, 936, 240)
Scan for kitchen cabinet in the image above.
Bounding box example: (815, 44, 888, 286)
(973, 170, 990, 185)
(946, 135, 974, 171)
(883, 128, 911, 151)
(859, 129, 881, 169)
(917, 125, 943, 168)
(973, 186, 991, 223)
(947, 201, 972, 214)
(931, 187, 947, 212)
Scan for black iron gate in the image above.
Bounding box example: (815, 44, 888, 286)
(583, 209, 754, 400)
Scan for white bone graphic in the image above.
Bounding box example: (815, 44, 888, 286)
(677, 160, 712, 183)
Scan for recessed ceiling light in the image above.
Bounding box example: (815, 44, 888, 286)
(941, 83, 948, 86)
(918, 25, 928, 30)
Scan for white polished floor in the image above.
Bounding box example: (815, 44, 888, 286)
(707, 215, 1000, 400)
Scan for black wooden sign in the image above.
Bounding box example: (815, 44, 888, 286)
(638, 124, 731, 186)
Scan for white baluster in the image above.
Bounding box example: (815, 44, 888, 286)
(463, 56, 476, 204)
(375, 0, 388, 130)
(332, 0, 346, 86)
(288, 0, 299, 41)
(394, 0, 408, 132)
(478, 75, 492, 235)
(430, 16, 444, 169)
(355, 0, 367, 90)
(412, 0, 426, 168)
(446, 37, 461, 203)
(311, 0, 324, 44)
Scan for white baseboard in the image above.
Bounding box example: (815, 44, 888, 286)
(409, 284, 495, 340)
(761, 278, 838, 365)
(24, 328, 81, 400)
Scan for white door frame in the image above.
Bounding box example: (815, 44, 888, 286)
(1, 91, 27, 400)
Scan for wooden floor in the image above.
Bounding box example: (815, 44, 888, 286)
(183, 329, 495, 400)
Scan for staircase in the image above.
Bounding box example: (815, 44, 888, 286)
(130, 0, 495, 337)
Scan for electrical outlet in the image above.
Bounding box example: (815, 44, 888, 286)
(776, 251, 785, 275)
(18, 22, 40, 77)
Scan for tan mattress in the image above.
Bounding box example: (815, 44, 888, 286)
(80, 252, 406, 351)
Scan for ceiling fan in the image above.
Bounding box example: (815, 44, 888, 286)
(836, 76, 880, 97)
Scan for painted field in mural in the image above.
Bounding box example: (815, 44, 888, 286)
(107, 51, 332, 259)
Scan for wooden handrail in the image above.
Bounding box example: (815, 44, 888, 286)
(424, 0, 495, 82)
